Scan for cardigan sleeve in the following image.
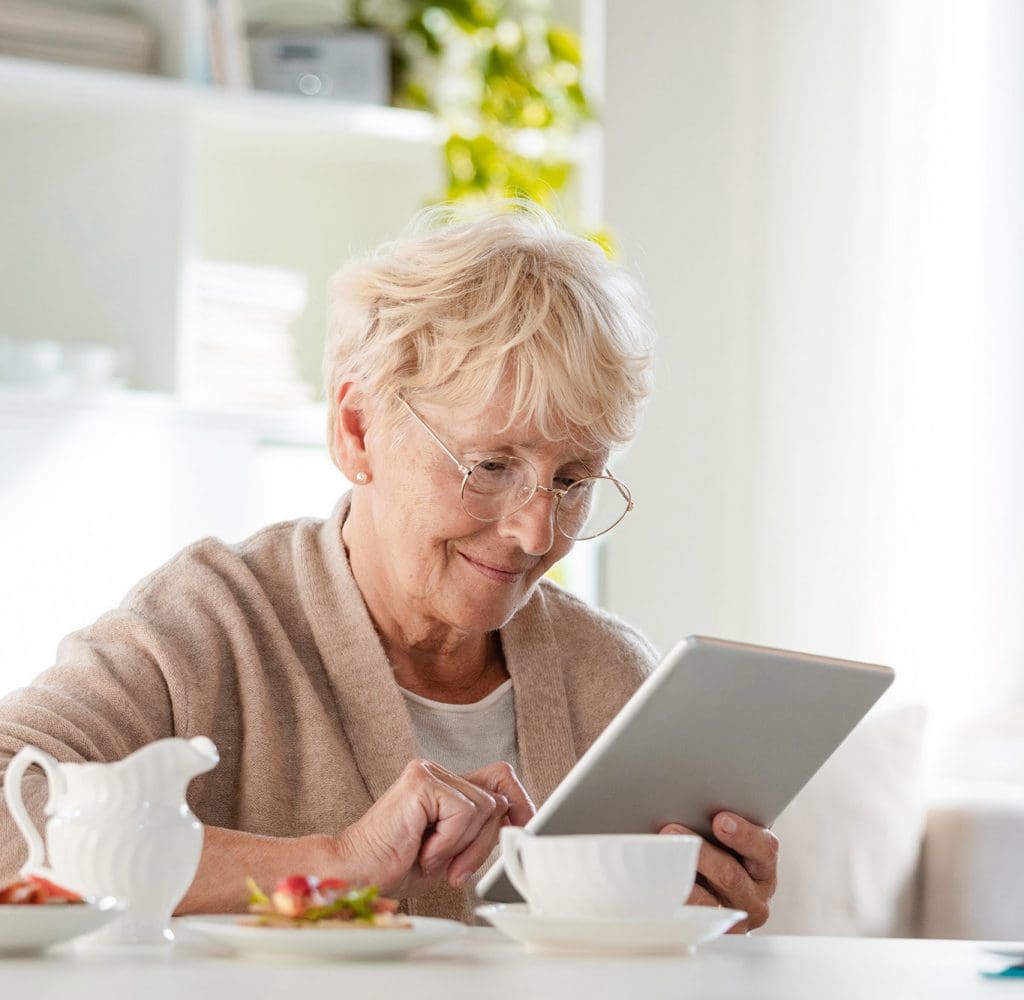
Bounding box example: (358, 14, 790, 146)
(0, 520, 335, 882)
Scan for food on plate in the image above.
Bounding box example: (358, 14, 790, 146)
(243, 875, 411, 929)
(0, 875, 85, 905)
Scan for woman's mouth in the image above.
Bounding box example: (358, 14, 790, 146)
(460, 552, 526, 584)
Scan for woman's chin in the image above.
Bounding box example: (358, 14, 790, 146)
(449, 590, 534, 634)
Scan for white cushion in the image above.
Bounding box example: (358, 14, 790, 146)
(920, 780, 1024, 940)
(762, 704, 927, 936)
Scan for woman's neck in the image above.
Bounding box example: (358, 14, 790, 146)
(342, 509, 509, 704)
(386, 631, 508, 705)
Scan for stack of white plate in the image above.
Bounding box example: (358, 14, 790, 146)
(179, 259, 313, 411)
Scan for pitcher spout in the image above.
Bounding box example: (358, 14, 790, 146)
(117, 736, 219, 802)
(184, 736, 220, 775)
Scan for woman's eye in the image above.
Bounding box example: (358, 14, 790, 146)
(479, 459, 510, 473)
(555, 476, 579, 490)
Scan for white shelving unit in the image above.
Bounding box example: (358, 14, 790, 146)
(0, 2, 605, 690)
(0, 48, 444, 397)
(0, 17, 449, 687)
(0, 0, 600, 395)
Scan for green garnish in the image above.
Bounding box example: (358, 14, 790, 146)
(304, 886, 380, 923)
(246, 876, 270, 907)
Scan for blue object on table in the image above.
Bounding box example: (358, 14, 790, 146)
(981, 962, 1024, 979)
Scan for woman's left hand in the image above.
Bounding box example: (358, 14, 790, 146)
(659, 814, 778, 933)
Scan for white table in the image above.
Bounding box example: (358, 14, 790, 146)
(2, 928, 1019, 999)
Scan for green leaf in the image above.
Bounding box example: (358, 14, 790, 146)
(245, 876, 269, 907)
(352, 0, 610, 239)
(303, 885, 381, 924)
(547, 25, 582, 65)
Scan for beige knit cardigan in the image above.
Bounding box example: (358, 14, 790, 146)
(0, 495, 657, 921)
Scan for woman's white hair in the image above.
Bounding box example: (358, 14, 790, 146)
(323, 200, 653, 462)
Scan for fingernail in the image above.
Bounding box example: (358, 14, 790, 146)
(719, 815, 737, 834)
(454, 872, 470, 888)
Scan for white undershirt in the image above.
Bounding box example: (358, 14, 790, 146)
(399, 678, 520, 776)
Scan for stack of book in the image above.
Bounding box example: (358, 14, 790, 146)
(206, 0, 250, 88)
(0, 1, 157, 73)
(180, 260, 313, 411)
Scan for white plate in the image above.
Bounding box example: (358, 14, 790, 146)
(0, 898, 125, 956)
(178, 914, 466, 960)
(476, 903, 745, 955)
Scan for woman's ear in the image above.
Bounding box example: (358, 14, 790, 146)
(333, 382, 372, 482)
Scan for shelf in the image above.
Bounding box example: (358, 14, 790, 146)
(0, 55, 443, 162)
(0, 55, 593, 166)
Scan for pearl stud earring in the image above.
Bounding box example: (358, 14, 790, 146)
(355, 471, 368, 484)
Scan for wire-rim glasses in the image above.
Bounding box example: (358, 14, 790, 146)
(396, 396, 634, 541)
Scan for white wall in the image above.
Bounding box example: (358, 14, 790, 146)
(0, 394, 346, 692)
(601, 0, 1024, 728)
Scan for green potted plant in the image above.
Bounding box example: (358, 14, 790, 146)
(351, 0, 594, 213)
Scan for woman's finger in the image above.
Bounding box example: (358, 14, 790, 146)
(659, 820, 771, 931)
(712, 812, 779, 887)
(415, 763, 501, 873)
(662, 820, 757, 910)
(685, 882, 720, 908)
(693, 837, 770, 928)
(445, 793, 511, 888)
(463, 761, 536, 827)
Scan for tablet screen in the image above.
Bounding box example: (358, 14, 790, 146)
(477, 635, 893, 903)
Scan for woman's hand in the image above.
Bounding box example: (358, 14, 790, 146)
(335, 759, 535, 899)
(660, 813, 779, 933)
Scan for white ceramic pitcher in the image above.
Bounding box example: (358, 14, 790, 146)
(3, 736, 219, 945)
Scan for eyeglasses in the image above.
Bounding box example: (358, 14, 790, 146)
(396, 396, 634, 541)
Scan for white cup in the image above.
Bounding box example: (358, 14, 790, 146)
(500, 828, 701, 921)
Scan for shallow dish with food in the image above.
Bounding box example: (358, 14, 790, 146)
(0, 897, 125, 956)
(178, 913, 466, 960)
(475, 902, 745, 955)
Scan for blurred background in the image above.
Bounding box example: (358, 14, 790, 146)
(1, 0, 1022, 794)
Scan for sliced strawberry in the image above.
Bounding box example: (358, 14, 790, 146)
(271, 874, 317, 917)
(0, 882, 24, 904)
(2, 880, 40, 904)
(27, 876, 82, 903)
(274, 874, 314, 898)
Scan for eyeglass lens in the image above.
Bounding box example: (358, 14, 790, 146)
(462, 456, 629, 540)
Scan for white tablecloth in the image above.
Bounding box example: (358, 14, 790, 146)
(2, 928, 1020, 1000)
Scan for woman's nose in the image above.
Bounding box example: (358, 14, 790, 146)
(499, 488, 557, 556)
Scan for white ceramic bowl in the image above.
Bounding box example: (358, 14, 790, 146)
(0, 898, 124, 956)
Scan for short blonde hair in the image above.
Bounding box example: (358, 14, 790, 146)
(323, 202, 653, 463)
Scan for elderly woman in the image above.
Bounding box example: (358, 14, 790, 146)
(0, 205, 778, 928)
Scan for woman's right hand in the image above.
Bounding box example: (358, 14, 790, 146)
(333, 759, 535, 898)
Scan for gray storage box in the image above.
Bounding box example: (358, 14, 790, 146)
(248, 27, 390, 104)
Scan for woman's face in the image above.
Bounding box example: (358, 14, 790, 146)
(348, 391, 608, 642)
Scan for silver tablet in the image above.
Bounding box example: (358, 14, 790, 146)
(476, 635, 894, 903)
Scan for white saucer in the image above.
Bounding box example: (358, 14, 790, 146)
(475, 903, 745, 955)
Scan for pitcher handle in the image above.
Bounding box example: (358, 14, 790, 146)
(499, 826, 533, 905)
(3, 745, 64, 879)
